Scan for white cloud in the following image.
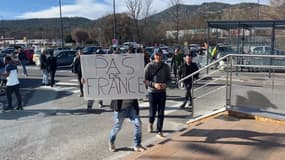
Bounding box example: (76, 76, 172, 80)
(17, 0, 269, 20)
(18, 0, 126, 19)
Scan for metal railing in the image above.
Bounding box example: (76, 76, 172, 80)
(178, 54, 285, 119)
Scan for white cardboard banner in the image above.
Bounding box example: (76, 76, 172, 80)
(81, 54, 146, 100)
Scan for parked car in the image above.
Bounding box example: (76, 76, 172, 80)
(33, 48, 53, 66)
(243, 46, 285, 71)
(145, 47, 154, 56)
(54, 50, 76, 68)
(149, 51, 168, 62)
(1, 48, 15, 55)
(23, 48, 34, 64)
(189, 44, 200, 52)
(216, 45, 236, 59)
(82, 46, 101, 54)
(160, 46, 171, 58)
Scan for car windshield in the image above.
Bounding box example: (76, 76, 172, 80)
(146, 47, 154, 55)
(219, 46, 233, 52)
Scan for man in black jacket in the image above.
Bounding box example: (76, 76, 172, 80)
(47, 52, 57, 87)
(17, 48, 28, 76)
(178, 53, 199, 109)
(72, 50, 84, 96)
(76, 49, 103, 112)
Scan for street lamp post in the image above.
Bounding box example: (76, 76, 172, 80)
(113, 0, 116, 43)
(59, 0, 64, 48)
(0, 16, 4, 48)
(257, 0, 260, 20)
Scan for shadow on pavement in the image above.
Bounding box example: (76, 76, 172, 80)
(0, 108, 113, 120)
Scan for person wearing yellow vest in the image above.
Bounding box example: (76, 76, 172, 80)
(211, 45, 218, 61)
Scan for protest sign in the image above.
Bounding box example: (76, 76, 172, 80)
(81, 54, 146, 100)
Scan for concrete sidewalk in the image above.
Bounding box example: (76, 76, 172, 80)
(125, 112, 285, 160)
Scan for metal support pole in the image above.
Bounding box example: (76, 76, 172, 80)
(59, 0, 64, 48)
(206, 25, 210, 74)
(269, 22, 276, 78)
(113, 0, 116, 41)
(191, 76, 194, 117)
(229, 56, 233, 106)
(226, 56, 230, 106)
(257, 0, 260, 20)
(1, 16, 4, 47)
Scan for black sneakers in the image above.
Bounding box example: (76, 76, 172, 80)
(179, 101, 187, 108)
(16, 106, 23, 110)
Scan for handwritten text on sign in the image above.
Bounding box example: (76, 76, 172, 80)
(81, 54, 146, 100)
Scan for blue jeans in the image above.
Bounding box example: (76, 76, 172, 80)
(41, 69, 49, 85)
(109, 106, 142, 147)
(21, 60, 28, 75)
(148, 92, 166, 132)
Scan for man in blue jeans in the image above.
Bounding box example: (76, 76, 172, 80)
(144, 49, 171, 138)
(108, 99, 145, 152)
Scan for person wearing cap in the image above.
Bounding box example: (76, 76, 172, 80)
(177, 53, 199, 109)
(144, 49, 171, 138)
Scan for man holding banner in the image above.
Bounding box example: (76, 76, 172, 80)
(144, 49, 171, 138)
(80, 53, 147, 151)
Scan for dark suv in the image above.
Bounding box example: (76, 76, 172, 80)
(54, 50, 76, 68)
(82, 46, 102, 54)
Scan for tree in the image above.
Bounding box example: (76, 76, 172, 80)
(168, 0, 182, 44)
(125, 0, 153, 43)
(92, 13, 134, 47)
(71, 28, 89, 47)
(270, 0, 285, 19)
(64, 34, 75, 43)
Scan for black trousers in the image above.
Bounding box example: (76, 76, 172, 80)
(172, 64, 178, 78)
(148, 92, 166, 132)
(77, 73, 83, 95)
(6, 84, 22, 108)
(49, 70, 56, 86)
(183, 83, 193, 104)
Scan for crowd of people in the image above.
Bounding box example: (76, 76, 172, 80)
(0, 44, 201, 153)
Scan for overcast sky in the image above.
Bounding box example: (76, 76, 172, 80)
(0, 0, 270, 20)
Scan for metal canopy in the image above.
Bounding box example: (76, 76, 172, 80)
(208, 20, 285, 30)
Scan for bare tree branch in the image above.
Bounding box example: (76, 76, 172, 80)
(125, 0, 153, 43)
